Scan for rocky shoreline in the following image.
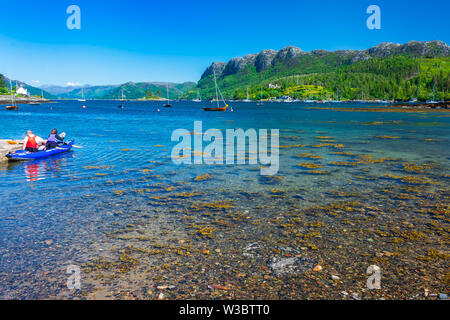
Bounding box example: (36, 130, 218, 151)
(396, 101, 449, 109)
(0, 140, 22, 162)
(0, 95, 52, 104)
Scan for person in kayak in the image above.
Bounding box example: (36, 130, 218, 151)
(23, 130, 45, 153)
(45, 129, 65, 149)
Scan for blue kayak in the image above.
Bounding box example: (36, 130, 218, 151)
(6, 140, 75, 161)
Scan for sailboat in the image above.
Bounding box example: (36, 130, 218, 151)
(256, 86, 264, 105)
(193, 89, 201, 102)
(163, 82, 172, 107)
(78, 88, 86, 102)
(331, 88, 343, 103)
(118, 89, 125, 108)
(427, 84, 438, 104)
(6, 79, 18, 110)
(203, 70, 228, 111)
(243, 88, 251, 102)
(283, 88, 293, 103)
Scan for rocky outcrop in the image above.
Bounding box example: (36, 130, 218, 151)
(272, 46, 306, 64)
(365, 42, 401, 58)
(399, 40, 450, 57)
(223, 54, 257, 76)
(200, 40, 449, 79)
(365, 41, 450, 58)
(200, 62, 226, 79)
(255, 49, 278, 72)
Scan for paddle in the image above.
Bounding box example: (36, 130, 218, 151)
(56, 145, 82, 150)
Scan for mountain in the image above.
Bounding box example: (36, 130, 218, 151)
(55, 81, 196, 99)
(187, 40, 449, 101)
(101, 81, 196, 100)
(0, 74, 56, 99)
(39, 84, 89, 96)
(58, 85, 120, 99)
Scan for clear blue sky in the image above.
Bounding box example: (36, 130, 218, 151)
(0, 0, 448, 86)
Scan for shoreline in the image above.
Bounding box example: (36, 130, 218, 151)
(0, 95, 52, 104)
(0, 140, 22, 162)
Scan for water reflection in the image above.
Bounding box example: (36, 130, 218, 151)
(4, 153, 72, 182)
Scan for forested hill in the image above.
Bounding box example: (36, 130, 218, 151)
(185, 41, 450, 101)
(0, 74, 56, 99)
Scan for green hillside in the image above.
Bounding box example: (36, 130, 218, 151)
(59, 81, 196, 100)
(184, 41, 450, 101)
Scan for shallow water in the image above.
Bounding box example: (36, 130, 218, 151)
(0, 100, 448, 299)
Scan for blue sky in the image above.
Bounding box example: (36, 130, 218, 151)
(0, 0, 448, 86)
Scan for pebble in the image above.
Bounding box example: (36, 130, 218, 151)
(331, 275, 340, 280)
(313, 265, 323, 272)
(341, 291, 349, 296)
(439, 293, 448, 300)
(352, 293, 361, 300)
(158, 293, 165, 300)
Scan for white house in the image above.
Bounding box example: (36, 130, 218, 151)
(268, 83, 281, 89)
(16, 85, 29, 96)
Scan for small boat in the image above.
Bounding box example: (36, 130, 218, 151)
(6, 105, 18, 110)
(203, 106, 227, 111)
(163, 82, 172, 107)
(118, 105, 124, 109)
(193, 89, 201, 102)
(203, 70, 229, 111)
(242, 88, 251, 102)
(78, 88, 86, 102)
(29, 102, 41, 105)
(6, 141, 75, 161)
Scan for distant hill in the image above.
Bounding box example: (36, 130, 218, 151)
(58, 85, 120, 99)
(102, 82, 196, 99)
(185, 40, 450, 101)
(40, 84, 89, 96)
(53, 81, 196, 99)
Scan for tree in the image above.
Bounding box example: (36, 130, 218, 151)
(0, 73, 7, 89)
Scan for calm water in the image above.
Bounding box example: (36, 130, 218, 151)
(0, 100, 449, 299)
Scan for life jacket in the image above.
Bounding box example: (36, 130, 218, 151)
(26, 135, 37, 148)
(47, 133, 58, 143)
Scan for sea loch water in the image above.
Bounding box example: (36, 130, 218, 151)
(0, 100, 448, 299)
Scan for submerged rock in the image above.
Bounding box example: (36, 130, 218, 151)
(267, 256, 317, 276)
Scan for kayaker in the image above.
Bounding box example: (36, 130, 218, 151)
(46, 129, 65, 149)
(23, 130, 45, 153)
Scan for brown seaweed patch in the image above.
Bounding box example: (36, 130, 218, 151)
(296, 153, 323, 159)
(376, 136, 400, 139)
(194, 174, 213, 181)
(297, 163, 325, 169)
(259, 175, 284, 185)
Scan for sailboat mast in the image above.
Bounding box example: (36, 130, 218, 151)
(166, 82, 170, 103)
(9, 79, 14, 105)
(213, 71, 220, 108)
